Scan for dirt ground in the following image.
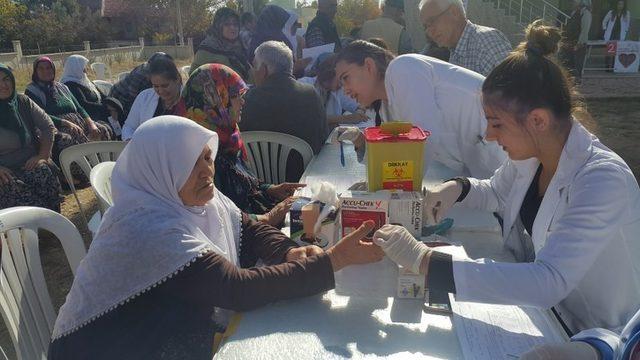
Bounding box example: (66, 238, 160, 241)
(0, 98, 639, 358)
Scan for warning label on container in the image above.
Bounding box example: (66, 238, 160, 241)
(382, 160, 414, 190)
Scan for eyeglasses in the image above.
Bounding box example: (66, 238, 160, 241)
(423, 5, 451, 29)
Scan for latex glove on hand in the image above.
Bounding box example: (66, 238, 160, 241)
(373, 224, 431, 274)
(331, 126, 364, 145)
(423, 181, 462, 225)
(332, 126, 366, 162)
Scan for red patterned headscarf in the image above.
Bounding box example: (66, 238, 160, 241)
(180, 64, 249, 158)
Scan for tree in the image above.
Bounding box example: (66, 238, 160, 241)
(0, 0, 28, 48)
(334, 0, 381, 36)
(17, 0, 55, 11)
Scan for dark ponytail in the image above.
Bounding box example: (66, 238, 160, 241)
(148, 56, 181, 83)
(482, 20, 587, 131)
(336, 40, 396, 79)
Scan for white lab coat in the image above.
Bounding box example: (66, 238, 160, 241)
(382, 54, 507, 179)
(452, 121, 640, 333)
(121, 88, 159, 141)
(602, 10, 631, 41)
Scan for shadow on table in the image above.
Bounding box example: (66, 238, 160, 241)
(223, 293, 460, 359)
(220, 292, 565, 359)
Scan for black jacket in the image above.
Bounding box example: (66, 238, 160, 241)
(240, 73, 327, 181)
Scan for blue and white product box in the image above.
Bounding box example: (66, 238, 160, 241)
(389, 191, 423, 237)
(397, 265, 426, 299)
(289, 197, 339, 249)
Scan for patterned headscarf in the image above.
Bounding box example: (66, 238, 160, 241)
(0, 64, 32, 146)
(181, 64, 249, 158)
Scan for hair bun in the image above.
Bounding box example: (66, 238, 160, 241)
(523, 19, 561, 57)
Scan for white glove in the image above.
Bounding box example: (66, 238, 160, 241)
(333, 126, 363, 144)
(423, 181, 462, 225)
(373, 225, 430, 274)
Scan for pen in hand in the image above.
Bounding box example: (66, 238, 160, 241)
(340, 141, 345, 167)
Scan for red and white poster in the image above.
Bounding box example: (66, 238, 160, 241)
(614, 41, 640, 73)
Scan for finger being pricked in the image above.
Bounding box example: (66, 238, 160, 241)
(348, 221, 385, 261)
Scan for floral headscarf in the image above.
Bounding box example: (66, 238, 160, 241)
(181, 64, 249, 158)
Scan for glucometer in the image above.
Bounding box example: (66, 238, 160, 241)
(423, 290, 453, 315)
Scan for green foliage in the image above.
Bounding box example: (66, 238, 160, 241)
(152, 32, 173, 45)
(0, 0, 28, 47)
(335, 0, 381, 36)
(1, 0, 117, 50)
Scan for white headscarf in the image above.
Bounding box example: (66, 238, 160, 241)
(52, 115, 242, 340)
(283, 10, 299, 58)
(60, 54, 101, 98)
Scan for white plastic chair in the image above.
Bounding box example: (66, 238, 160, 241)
(59, 141, 126, 227)
(0, 207, 86, 360)
(90, 62, 110, 81)
(241, 131, 314, 184)
(117, 71, 129, 82)
(180, 65, 191, 77)
(89, 162, 116, 215)
(92, 80, 113, 95)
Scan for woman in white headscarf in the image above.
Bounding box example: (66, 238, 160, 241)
(60, 54, 111, 123)
(283, 10, 302, 59)
(48, 115, 383, 359)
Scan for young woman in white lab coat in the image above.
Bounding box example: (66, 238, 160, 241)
(334, 40, 506, 179)
(602, 0, 631, 42)
(373, 21, 640, 335)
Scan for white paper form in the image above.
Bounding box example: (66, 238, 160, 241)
(451, 298, 569, 359)
(302, 43, 335, 72)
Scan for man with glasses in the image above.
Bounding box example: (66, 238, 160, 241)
(419, 0, 512, 76)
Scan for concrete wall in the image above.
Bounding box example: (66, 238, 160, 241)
(0, 40, 193, 70)
(141, 45, 193, 60)
(467, 0, 524, 46)
(0, 53, 17, 67)
(11, 46, 143, 69)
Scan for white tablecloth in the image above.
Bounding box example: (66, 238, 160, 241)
(214, 144, 559, 359)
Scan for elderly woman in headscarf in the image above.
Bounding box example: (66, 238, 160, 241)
(248, 5, 311, 76)
(60, 55, 111, 124)
(0, 64, 62, 211)
(191, 7, 251, 81)
(181, 63, 305, 215)
(25, 57, 113, 181)
(48, 115, 383, 359)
